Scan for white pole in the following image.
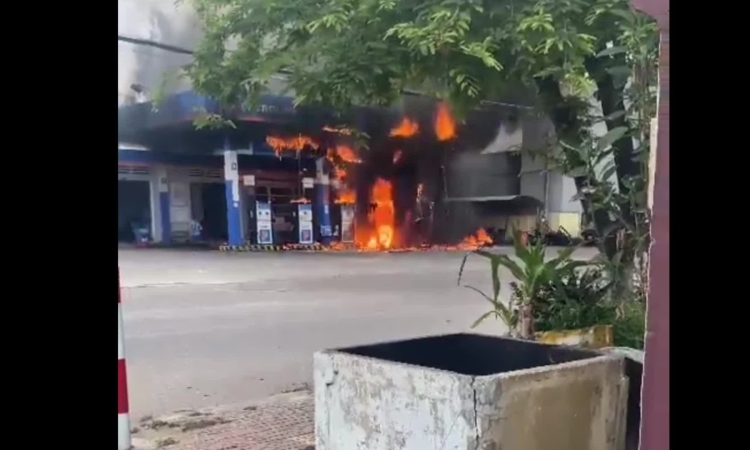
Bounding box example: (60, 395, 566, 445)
(118, 269, 131, 450)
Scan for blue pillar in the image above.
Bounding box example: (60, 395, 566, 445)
(157, 168, 171, 242)
(315, 158, 332, 245)
(223, 142, 243, 246)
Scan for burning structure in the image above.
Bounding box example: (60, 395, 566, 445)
(119, 87, 579, 250)
(322, 96, 556, 251)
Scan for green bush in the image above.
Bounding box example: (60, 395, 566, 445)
(532, 268, 646, 349)
(532, 268, 616, 332)
(612, 300, 646, 349)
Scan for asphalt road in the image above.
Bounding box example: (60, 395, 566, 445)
(119, 247, 596, 418)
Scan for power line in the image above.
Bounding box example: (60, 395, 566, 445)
(117, 35, 194, 55)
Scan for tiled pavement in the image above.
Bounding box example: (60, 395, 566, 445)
(133, 391, 314, 450)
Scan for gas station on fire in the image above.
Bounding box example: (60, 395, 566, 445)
(118, 90, 581, 251)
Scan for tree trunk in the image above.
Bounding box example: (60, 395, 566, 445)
(584, 55, 652, 274)
(584, 56, 641, 201)
(517, 303, 534, 340)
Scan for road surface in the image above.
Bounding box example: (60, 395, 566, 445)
(119, 247, 596, 418)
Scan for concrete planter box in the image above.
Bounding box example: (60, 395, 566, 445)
(315, 333, 628, 450)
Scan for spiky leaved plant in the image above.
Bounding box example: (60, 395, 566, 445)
(459, 229, 588, 339)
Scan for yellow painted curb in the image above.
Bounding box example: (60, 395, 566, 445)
(285, 244, 324, 251)
(535, 324, 613, 349)
(218, 245, 285, 252)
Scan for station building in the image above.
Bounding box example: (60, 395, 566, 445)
(117, 91, 334, 247)
(118, 90, 585, 248)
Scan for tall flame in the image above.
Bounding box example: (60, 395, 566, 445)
(356, 178, 395, 250)
(327, 145, 361, 205)
(434, 102, 456, 141)
(389, 117, 419, 138)
(393, 150, 403, 164)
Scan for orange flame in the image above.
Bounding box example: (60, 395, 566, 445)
(356, 178, 395, 250)
(326, 147, 356, 183)
(393, 150, 403, 164)
(329, 227, 493, 252)
(434, 102, 456, 141)
(266, 135, 319, 157)
(335, 145, 362, 163)
(389, 117, 419, 138)
(327, 145, 362, 204)
(335, 188, 356, 205)
(290, 198, 311, 204)
(333, 166, 347, 181)
(458, 228, 493, 249)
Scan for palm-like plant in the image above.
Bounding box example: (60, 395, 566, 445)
(458, 229, 588, 339)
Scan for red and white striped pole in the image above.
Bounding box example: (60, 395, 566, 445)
(118, 269, 132, 450)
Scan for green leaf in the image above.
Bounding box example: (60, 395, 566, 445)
(492, 300, 514, 326)
(463, 285, 496, 306)
(606, 66, 632, 77)
(567, 166, 590, 178)
(609, 8, 636, 22)
(490, 257, 501, 301)
(495, 254, 526, 281)
(605, 110, 627, 121)
(551, 246, 576, 264)
(511, 228, 531, 261)
(596, 127, 629, 152)
(457, 253, 470, 286)
(470, 310, 498, 329)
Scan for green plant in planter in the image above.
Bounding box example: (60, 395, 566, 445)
(458, 229, 588, 339)
(534, 264, 646, 349)
(533, 267, 615, 332)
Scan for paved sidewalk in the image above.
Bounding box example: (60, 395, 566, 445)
(132, 390, 314, 450)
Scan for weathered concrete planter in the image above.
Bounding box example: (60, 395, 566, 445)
(535, 324, 614, 349)
(314, 333, 629, 450)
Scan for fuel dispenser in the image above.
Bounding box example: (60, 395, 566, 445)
(340, 204, 355, 244)
(294, 177, 315, 245)
(297, 203, 314, 244)
(241, 174, 263, 245)
(256, 202, 274, 244)
(331, 203, 356, 244)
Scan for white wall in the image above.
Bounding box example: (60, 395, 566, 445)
(546, 171, 581, 214)
(118, 0, 202, 105)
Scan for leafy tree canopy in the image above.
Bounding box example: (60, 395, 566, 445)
(185, 0, 655, 124)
